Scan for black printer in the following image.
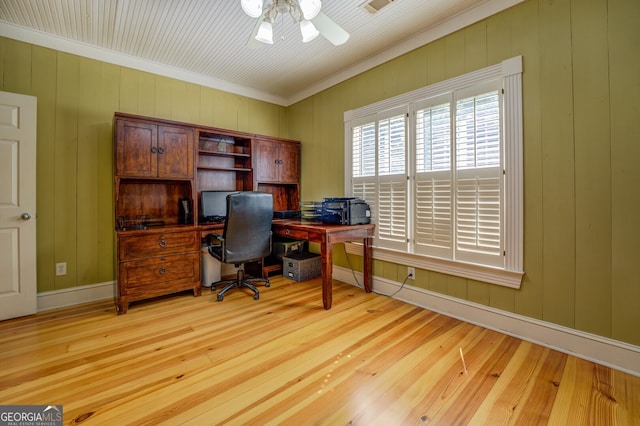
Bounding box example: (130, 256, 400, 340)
(321, 197, 371, 225)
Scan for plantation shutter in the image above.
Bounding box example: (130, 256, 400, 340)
(414, 99, 453, 258)
(376, 111, 407, 250)
(352, 108, 408, 251)
(352, 120, 377, 225)
(454, 87, 503, 267)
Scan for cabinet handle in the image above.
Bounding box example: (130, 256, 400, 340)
(159, 240, 167, 248)
(159, 267, 167, 275)
(157, 147, 165, 154)
(151, 147, 157, 154)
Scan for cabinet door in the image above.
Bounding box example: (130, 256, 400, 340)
(278, 142, 300, 183)
(158, 126, 194, 178)
(115, 120, 158, 177)
(253, 138, 280, 182)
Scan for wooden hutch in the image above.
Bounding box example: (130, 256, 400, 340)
(113, 112, 300, 313)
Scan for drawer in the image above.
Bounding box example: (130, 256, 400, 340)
(277, 227, 309, 241)
(119, 230, 199, 260)
(119, 252, 200, 292)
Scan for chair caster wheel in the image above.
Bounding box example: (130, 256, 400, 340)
(217, 294, 224, 301)
(265, 282, 270, 288)
(253, 293, 259, 300)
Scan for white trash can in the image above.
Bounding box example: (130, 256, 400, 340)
(201, 247, 221, 287)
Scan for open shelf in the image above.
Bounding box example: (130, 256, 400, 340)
(197, 131, 253, 195)
(198, 149, 250, 159)
(197, 166, 252, 172)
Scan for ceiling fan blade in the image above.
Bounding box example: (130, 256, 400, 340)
(311, 11, 350, 46)
(246, 15, 265, 49)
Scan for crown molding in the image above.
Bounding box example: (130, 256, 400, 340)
(0, 0, 524, 107)
(0, 21, 289, 106)
(285, 0, 524, 105)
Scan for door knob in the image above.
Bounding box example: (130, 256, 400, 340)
(21, 213, 32, 220)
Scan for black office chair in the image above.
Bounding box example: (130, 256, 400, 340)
(205, 192, 273, 301)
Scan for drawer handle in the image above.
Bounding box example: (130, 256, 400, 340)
(159, 240, 167, 248)
(159, 267, 167, 275)
(285, 229, 290, 235)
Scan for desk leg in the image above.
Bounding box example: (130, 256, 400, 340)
(321, 239, 332, 310)
(363, 236, 373, 293)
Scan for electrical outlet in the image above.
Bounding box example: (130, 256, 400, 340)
(56, 262, 67, 276)
(407, 266, 415, 280)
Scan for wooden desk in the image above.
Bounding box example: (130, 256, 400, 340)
(272, 219, 375, 309)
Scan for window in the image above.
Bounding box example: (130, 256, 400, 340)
(352, 107, 408, 251)
(345, 57, 523, 288)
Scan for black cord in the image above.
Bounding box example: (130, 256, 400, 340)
(342, 243, 362, 288)
(389, 273, 411, 299)
(342, 243, 411, 298)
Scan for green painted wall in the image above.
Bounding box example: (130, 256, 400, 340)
(0, 38, 288, 295)
(289, 0, 640, 346)
(0, 0, 638, 347)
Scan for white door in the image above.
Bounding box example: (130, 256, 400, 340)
(0, 91, 37, 320)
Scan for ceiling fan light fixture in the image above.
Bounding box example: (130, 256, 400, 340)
(243, 0, 348, 47)
(255, 20, 274, 44)
(241, 0, 264, 18)
(300, 20, 319, 42)
(298, 0, 322, 20)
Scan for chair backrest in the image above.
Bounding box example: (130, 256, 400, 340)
(221, 191, 273, 264)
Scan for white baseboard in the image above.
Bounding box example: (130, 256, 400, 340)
(37, 281, 115, 312)
(36, 272, 640, 377)
(333, 266, 640, 378)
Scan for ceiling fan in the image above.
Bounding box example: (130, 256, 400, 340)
(241, 0, 350, 47)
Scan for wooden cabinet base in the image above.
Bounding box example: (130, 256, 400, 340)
(116, 228, 202, 314)
(117, 284, 201, 315)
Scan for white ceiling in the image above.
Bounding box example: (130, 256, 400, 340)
(0, 0, 522, 106)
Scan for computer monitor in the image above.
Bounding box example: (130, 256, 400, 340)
(200, 190, 238, 219)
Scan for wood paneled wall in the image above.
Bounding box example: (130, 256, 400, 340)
(288, 0, 640, 346)
(0, 38, 288, 293)
(0, 0, 638, 348)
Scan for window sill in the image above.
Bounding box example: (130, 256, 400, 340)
(344, 243, 524, 289)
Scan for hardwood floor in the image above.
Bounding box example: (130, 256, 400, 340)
(1, 276, 639, 425)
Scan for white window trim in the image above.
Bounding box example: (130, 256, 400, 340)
(344, 56, 524, 289)
(344, 242, 523, 288)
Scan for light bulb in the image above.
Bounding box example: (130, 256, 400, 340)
(298, 0, 321, 20)
(241, 0, 263, 18)
(255, 20, 274, 44)
(300, 20, 319, 42)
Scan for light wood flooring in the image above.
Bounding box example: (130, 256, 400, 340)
(1, 276, 639, 425)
